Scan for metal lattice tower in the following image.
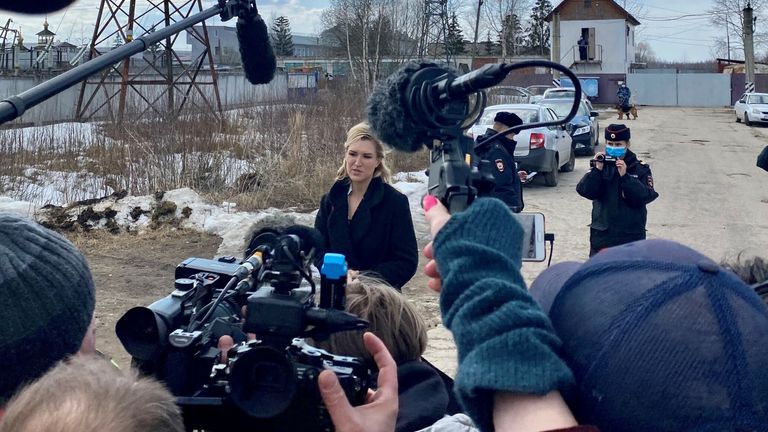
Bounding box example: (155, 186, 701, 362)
(76, 0, 222, 122)
(420, 0, 450, 62)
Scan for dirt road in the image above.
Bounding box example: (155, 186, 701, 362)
(76, 107, 768, 376)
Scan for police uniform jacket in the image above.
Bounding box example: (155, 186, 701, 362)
(314, 177, 418, 289)
(475, 129, 524, 211)
(576, 149, 658, 239)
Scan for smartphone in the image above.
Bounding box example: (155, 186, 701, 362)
(513, 212, 546, 262)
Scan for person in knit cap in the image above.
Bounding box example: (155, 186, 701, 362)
(0, 213, 96, 414)
(474, 111, 526, 213)
(577, 124, 658, 257)
(530, 239, 768, 431)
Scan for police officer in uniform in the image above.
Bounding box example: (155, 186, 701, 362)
(474, 111, 525, 212)
(577, 124, 658, 256)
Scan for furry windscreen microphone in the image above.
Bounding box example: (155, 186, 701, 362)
(366, 61, 434, 153)
(0, 0, 76, 13)
(236, 12, 277, 85)
(283, 225, 325, 258)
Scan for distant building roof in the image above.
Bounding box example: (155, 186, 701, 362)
(545, 0, 641, 26)
(37, 20, 55, 36)
(55, 41, 77, 48)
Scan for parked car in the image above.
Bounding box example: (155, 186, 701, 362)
(539, 99, 600, 155)
(734, 92, 768, 126)
(467, 104, 574, 187)
(487, 86, 534, 105)
(526, 85, 554, 104)
(542, 87, 594, 111)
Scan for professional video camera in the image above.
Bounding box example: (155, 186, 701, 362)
(115, 227, 370, 431)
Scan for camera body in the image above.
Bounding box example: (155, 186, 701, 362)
(590, 153, 617, 168)
(116, 231, 370, 431)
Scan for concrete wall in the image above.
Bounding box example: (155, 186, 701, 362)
(557, 19, 635, 74)
(0, 71, 288, 125)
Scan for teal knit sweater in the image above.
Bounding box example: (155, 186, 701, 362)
(433, 198, 575, 432)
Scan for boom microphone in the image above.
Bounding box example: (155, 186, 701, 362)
(0, 0, 77, 13)
(282, 225, 325, 260)
(367, 62, 509, 153)
(236, 3, 277, 85)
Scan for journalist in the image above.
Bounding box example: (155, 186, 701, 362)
(314, 122, 418, 289)
(474, 112, 526, 213)
(0, 356, 183, 432)
(316, 275, 450, 432)
(0, 213, 97, 416)
(576, 124, 658, 257)
(530, 239, 768, 431)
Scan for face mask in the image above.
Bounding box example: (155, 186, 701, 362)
(605, 145, 626, 158)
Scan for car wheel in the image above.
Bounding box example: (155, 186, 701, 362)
(544, 155, 559, 187)
(736, 112, 741, 122)
(745, 113, 753, 126)
(585, 140, 596, 156)
(561, 148, 575, 172)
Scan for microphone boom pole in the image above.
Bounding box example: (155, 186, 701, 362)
(0, 0, 255, 125)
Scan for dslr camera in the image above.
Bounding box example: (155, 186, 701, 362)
(115, 227, 370, 431)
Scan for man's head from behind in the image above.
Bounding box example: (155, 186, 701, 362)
(530, 239, 768, 432)
(0, 213, 95, 405)
(0, 356, 183, 432)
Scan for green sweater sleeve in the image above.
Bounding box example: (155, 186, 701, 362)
(433, 198, 574, 432)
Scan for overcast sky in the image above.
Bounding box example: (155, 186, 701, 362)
(3, 0, 734, 62)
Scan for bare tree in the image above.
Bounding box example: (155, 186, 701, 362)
(322, 0, 423, 91)
(484, 0, 531, 59)
(709, 0, 768, 60)
(635, 41, 655, 63)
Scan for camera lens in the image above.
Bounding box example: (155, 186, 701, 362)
(229, 345, 298, 418)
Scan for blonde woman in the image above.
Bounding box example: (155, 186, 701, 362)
(314, 122, 418, 289)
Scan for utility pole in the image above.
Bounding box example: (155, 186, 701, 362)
(472, 0, 483, 59)
(725, 13, 730, 61)
(744, 2, 756, 93)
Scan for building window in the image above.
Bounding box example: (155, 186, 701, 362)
(583, 0, 591, 7)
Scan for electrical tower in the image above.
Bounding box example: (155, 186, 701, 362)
(0, 19, 18, 70)
(76, 0, 222, 122)
(420, 0, 450, 63)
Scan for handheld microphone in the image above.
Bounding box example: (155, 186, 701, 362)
(320, 253, 348, 310)
(235, 1, 277, 85)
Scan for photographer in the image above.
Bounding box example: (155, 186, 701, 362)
(576, 124, 658, 257)
(474, 112, 526, 213)
(316, 275, 449, 432)
(0, 213, 97, 415)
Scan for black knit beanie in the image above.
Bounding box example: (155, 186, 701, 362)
(0, 213, 95, 402)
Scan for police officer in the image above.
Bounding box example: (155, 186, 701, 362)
(577, 124, 658, 256)
(474, 111, 525, 212)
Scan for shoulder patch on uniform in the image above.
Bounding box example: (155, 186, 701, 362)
(647, 175, 654, 188)
(639, 160, 648, 165)
(495, 159, 505, 172)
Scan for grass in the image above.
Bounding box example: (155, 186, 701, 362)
(0, 84, 429, 211)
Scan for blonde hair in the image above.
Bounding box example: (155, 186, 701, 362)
(0, 356, 184, 432)
(317, 275, 427, 366)
(335, 122, 392, 183)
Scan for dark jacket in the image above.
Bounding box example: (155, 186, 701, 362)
(314, 177, 418, 289)
(474, 129, 524, 212)
(393, 361, 450, 432)
(758, 145, 768, 172)
(576, 150, 658, 249)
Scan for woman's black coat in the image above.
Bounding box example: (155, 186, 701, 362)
(314, 177, 418, 289)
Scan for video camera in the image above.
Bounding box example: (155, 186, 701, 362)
(115, 227, 370, 431)
(590, 154, 618, 179)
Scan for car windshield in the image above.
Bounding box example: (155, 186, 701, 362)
(748, 94, 768, 104)
(478, 108, 539, 125)
(544, 90, 576, 99)
(540, 101, 589, 118)
(527, 86, 551, 96)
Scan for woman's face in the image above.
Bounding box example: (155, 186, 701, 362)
(345, 138, 380, 183)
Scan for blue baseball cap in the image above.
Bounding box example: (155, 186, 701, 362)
(530, 239, 768, 431)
